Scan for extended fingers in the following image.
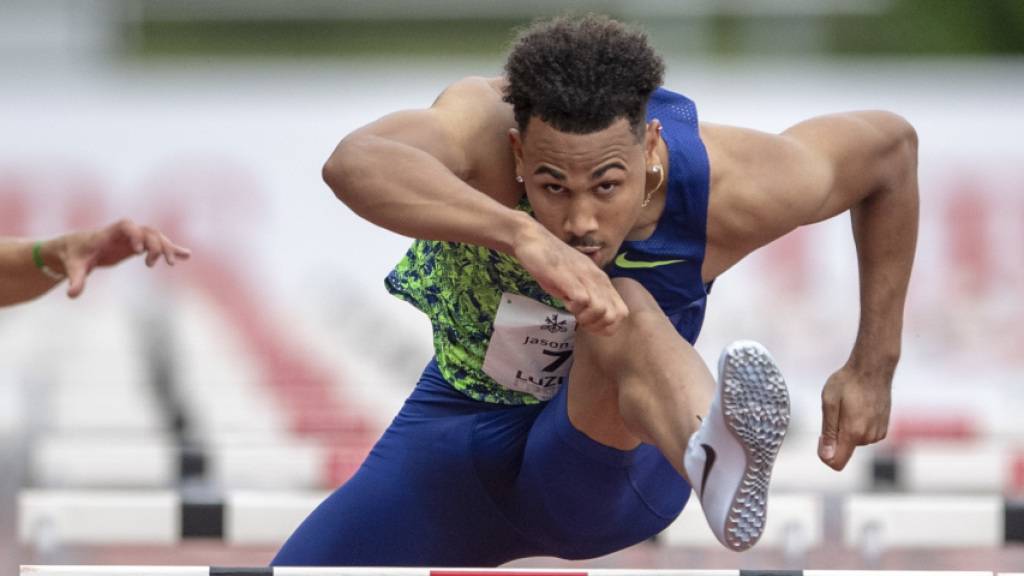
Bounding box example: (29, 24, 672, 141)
(143, 229, 163, 267)
(138, 227, 191, 267)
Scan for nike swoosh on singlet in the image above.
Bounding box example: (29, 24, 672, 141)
(614, 252, 686, 269)
(700, 443, 717, 498)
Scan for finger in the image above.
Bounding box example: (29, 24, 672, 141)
(572, 285, 620, 333)
(607, 291, 629, 330)
(65, 260, 89, 299)
(579, 314, 615, 335)
(573, 302, 608, 331)
(867, 423, 888, 445)
(541, 271, 579, 304)
(827, 416, 860, 471)
(575, 275, 623, 329)
(117, 219, 145, 254)
(828, 431, 858, 471)
(159, 235, 177, 266)
(144, 231, 162, 267)
(563, 289, 591, 315)
(161, 236, 192, 261)
(819, 392, 841, 465)
(171, 243, 192, 259)
(590, 297, 627, 335)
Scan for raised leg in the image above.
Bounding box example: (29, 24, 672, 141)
(566, 277, 713, 480)
(566, 277, 790, 551)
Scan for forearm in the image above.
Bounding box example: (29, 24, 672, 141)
(847, 134, 919, 374)
(0, 238, 65, 307)
(324, 135, 535, 254)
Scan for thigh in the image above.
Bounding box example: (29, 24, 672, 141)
(273, 363, 535, 567)
(503, 381, 691, 560)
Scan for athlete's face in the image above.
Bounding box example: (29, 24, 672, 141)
(510, 116, 661, 268)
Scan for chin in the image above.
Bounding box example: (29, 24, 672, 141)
(594, 252, 614, 269)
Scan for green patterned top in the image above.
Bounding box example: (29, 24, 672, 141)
(384, 208, 564, 405)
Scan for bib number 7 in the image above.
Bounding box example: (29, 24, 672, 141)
(482, 293, 576, 401)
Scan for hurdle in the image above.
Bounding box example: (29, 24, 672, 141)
(29, 434, 371, 490)
(35, 432, 1024, 494)
(17, 489, 330, 546)
(19, 490, 1024, 555)
(14, 568, 1008, 576)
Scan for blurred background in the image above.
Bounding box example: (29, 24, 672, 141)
(2, 0, 1024, 573)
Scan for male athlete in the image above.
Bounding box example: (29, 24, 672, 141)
(274, 15, 917, 566)
(1, 218, 190, 307)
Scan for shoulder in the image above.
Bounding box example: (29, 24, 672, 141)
(699, 112, 916, 277)
(433, 76, 504, 104)
(701, 121, 829, 250)
(431, 76, 513, 126)
(429, 76, 516, 172)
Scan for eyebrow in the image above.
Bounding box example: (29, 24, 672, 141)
(533, 161, 627, 181)
(534, 165, 566, 180)
(592, 162, 627, 179)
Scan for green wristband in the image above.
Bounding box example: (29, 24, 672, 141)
(32, 241, 65, 280)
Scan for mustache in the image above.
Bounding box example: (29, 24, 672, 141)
(568, 235, 603, 249)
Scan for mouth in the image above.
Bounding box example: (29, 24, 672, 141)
(574, 245, 603, 264)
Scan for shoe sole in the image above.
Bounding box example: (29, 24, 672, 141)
(718, 341, 790, 551)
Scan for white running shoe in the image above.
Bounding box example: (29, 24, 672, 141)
(683, 340, 790, 551)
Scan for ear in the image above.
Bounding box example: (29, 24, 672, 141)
(508, 128, 525, 178)
(644, 119, 662, 165)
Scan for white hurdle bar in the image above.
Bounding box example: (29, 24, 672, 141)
(39, 434, 1024, 494)
(664, 494, 823, 549)
(18, 490, 329, 546)
(15, 569, 1006, 576)
(19, 490, 1024, 548)
(19, 487, 1024, 545)
(844, 494, 1009, 548)
(29, 435, 368, 490)
(18, 490, 823, 549)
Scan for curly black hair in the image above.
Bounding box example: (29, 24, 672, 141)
(503, 14, 665, 140)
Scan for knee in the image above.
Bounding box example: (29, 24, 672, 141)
(574, 278, 659, 358)
(611, 277, 661, 320)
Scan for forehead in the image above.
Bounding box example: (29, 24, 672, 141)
(521, 116, 642, 164)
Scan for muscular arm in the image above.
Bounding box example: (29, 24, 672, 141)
(322, 77, 533, 253)
(785, 112, 919, 372)
(323, 77, 628, 333)
(706, 111, 919, 470)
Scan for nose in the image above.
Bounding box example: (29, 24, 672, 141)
(563, 195, 599, 239)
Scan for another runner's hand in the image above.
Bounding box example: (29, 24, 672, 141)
(58, 219, 192, 298)
(513, 221, 627, 335)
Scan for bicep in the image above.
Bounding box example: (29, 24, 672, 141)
(331, 78, 502, 180)
(710, 111, 914, 253)
(339, 109, 469, 179)
(781, 111, 915, 224)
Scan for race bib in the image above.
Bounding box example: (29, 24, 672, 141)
(482, 292, 576, 401)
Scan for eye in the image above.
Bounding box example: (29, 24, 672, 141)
(595, 181, 619, 195)
(543, 183, 565, 194)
